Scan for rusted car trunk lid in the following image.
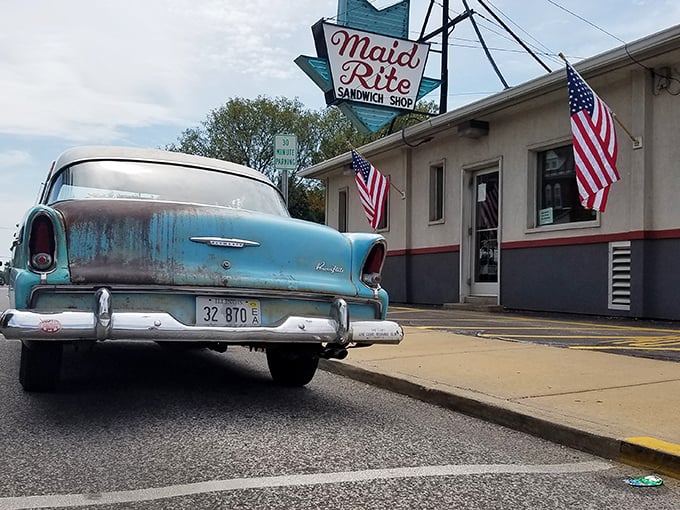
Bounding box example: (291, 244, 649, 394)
(54, 200, 358, 295)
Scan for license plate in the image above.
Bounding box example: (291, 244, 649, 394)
(196, 297, 261, 327)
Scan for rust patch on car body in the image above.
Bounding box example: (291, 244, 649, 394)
(53, 200, 358, 295)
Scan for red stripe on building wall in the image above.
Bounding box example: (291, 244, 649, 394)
(644, 228, 680, 239)
(385, 229, 680, 257)
(501, 229, 680, 250)
(388, 244, 459, 257)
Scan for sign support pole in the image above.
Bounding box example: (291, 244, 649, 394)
(440, 0, 449, 114)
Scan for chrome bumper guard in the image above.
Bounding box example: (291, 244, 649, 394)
(0, 289, 403, 346)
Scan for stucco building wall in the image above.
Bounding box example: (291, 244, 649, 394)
(301, 25, 680, 319)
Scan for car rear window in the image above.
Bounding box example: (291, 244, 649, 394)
(46, 160, 289, 217)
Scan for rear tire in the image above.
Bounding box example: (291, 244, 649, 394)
(266, 345, 319, 387)
(19, 341, 63, 392)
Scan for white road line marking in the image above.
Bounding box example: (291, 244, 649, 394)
(0, 461, 611, 509)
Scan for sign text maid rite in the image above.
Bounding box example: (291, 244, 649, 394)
(323, 23, 430, 110)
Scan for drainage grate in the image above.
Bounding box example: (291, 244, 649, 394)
(609, 241, 631, 310)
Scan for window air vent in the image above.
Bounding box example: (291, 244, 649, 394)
(608, 241, 631, 310)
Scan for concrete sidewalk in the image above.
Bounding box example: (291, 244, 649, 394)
(320, 327, 680, 478)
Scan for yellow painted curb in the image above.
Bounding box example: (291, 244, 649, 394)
(625, 437, 680, 456)
(620, 437, 680, 479)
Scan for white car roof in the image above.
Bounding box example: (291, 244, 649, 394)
(53, 146, 272, 185)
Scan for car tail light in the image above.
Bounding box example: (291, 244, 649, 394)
(29, 214, 56, 272)
(361, 242, 385, 288)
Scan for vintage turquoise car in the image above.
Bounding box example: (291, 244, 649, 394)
(0, 146, 403, 392)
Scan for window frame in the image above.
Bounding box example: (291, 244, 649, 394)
(527, 141, 600, 232)
(338, 187, 348, 233)
(428, 161, 445, 224)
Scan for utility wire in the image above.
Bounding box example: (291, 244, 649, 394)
(471, 10, 560, 68)
(483, 0, 554, 55)
(429, 1, 564, 70)
(332, 1, 562, 69)
(546, 0, 680, 95)
(545, 0, 625, 44)
(434, 32, 561, 59)
(431, 38, 558, 58)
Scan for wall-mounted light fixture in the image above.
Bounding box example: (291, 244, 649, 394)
(457, 119, 489, 139)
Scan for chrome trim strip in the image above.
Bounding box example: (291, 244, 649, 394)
(190, 237, 260, 248)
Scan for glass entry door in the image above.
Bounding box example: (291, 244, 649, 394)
(471, 170, 499, 296)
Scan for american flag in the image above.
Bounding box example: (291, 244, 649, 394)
(351, 150, 389, 230)
(567, 63, 619, 212)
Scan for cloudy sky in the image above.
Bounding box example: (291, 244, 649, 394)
(1, 0, 678, 261)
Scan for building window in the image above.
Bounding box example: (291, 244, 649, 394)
(429, 164, 444, 222)
(377, 183, 389, 231)
(338, 188, 348, 232)
(536, 145, 596, 226)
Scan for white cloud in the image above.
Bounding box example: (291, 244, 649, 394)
(0, 0, 334, 142)
(0, 150, 32, 169)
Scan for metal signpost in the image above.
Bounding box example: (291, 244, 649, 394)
(274, 134, 297, 205)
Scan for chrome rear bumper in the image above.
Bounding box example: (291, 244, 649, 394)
(0, 289, 403, 346)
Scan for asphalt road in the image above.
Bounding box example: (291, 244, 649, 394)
(388, 305, 680, 362)
(1, 291, 680, 507)
(0, 341, 679, 509)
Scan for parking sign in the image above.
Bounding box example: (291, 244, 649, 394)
(274, 134, 297, 171)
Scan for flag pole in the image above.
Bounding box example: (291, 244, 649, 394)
(612, 114, 639, 144)
(347, 142, 407, 199)
(559, 52, 639, 145)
